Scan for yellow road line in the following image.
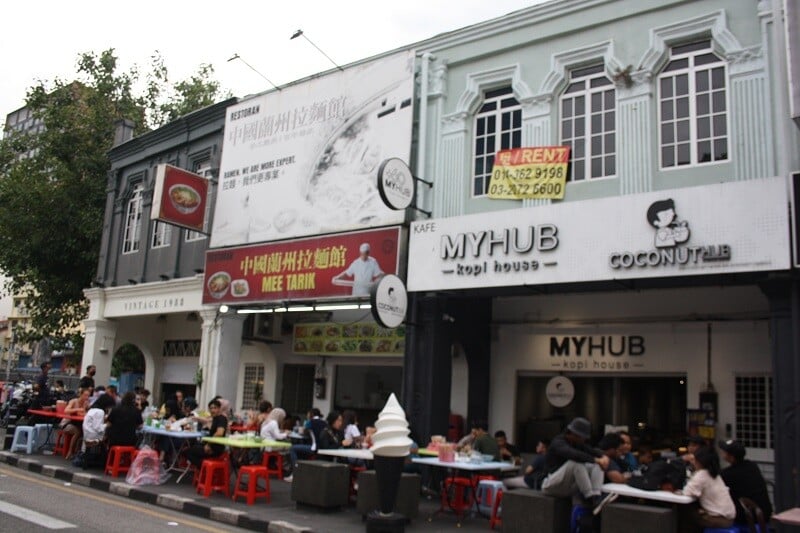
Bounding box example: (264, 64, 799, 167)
(0, 463, 231, 533)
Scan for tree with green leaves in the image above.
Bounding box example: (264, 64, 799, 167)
(0, 49, 230, 353)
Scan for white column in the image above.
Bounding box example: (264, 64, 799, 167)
(617, 72, 655, 195)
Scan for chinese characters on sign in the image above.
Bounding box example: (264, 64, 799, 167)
(202, 227, 401, 304)
(487, 146, 570, 200)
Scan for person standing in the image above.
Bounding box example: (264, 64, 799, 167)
(35, 362, 52, 407)
(79, 365, 96, 392)
(541, 417, 610, 508)
(719, 439, 773, 524)
(331, 243, 384, 296)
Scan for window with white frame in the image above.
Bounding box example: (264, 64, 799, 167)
(185, 160, 212, 242)
(735, 375, 773, 449)
(241, 364, 265, 410)
(658, 40, 728, 168)
(151, 221, 172, 248)
(472, 87, 521, 197)
(560, 64, 616, 181)
(122, 183, 143, 254)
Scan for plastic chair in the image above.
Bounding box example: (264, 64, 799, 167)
(260, 451, 284, 479)
(232, 465, 270, 505)
(53, 429, 74, 457)
(570, 504, 590, 533)
(196, 455, 231, 497)
(489, 488, 503, 530)
(10, 426, 37, 454)
(738, 497, 768, 533)
(105, 446, 138, 477)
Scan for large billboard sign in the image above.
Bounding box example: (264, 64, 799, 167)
(202, 226, 401, 305)
(210, 51, 415, 248)
(408, 177, 790, 291)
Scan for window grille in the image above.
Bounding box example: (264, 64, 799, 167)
(162, 340, 201, 357)
(122, 183, 143, 254)
(472, 87, 521, 197)
(735, 375, 773, 449)
(242, 364, 265, 410)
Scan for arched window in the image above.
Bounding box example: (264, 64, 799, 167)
(472, 87, 521, 197)
(658, 40, 728, 168)
(559, 64, 616, 181)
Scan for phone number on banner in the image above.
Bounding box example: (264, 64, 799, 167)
(488, 165, 567, 199)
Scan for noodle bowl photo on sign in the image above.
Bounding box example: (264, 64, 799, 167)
(207, 272, 231, 299)
(168, 184, 201, 214)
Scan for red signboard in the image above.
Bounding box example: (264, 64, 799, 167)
(202, 227, 402, 304)
(151, 164, 209, 232)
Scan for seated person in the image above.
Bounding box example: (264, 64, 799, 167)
(252, 400, 273, 431)
(82, 393, 116, 447)
(503, 439, 549, 490)
(260, 407, 289, 441)
(617, 430, 638, 471)
(677, 447, 736, 533)
(719, 439, 773, 525)
(682, 435, 708, 471)
(495, 430, 520, 464)
(343, 410, 362, 446)
(289, 408, 327, 469)
(541, 417, 610, 508)
(106, 392, 142, 448)
(62, 387, 91, 460)
(318, 411, 353, 452)
(185, 399, 227, 468)
(469, 420, 500, 461)
(597, 433, 630, 483)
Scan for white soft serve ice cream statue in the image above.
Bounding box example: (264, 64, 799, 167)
(370, 393, 413, 457)
(369, 393, 413, 518)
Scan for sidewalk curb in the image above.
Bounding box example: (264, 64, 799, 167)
(0, 451, 311, 532)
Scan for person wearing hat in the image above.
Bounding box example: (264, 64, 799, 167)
(332, 242, 385, 296)
(541, 417, 610, 508)
(719, 439, 773, 524)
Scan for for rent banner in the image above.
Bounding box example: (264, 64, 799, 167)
(210, 51, 415, 248)
(487, 146, 569, 200)
(202, 227, 401, 304)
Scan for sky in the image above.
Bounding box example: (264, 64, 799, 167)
(0, 0, 547, 117)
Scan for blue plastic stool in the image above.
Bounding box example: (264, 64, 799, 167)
(703, 528, 739, 533)
(10, 426, 37, 454)
(475, 479, 504, 517)
(571, 504, 590, 533)
(34, 424, 51, 448)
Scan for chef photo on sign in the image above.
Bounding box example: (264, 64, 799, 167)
(332, 242, 385, 296)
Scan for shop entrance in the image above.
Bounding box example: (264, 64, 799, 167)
(514, 373, 686, 453)
(334, 365, 402, 427)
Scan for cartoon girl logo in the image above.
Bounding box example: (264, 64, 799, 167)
(646, 199, 690, 248)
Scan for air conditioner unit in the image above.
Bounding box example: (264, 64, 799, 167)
(243, 313, 283, 344)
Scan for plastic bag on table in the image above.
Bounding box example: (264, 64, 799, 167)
(126, 445, 169, 485)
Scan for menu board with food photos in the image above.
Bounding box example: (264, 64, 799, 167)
(293, 322, 405, 356)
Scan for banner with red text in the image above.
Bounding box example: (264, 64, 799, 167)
(202, 227, 401, 304)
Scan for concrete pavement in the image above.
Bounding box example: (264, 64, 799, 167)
(0, 449, 496, 532)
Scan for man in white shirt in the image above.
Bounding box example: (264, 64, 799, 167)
(332, 242, 384, 296)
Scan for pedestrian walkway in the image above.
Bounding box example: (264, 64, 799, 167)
(0, 450, 494, 532)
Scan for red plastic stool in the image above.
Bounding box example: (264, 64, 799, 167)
(490, 489, 503, 530)
(260, 451, 284, 479)
(105, 446, 138, 477)
(442, 476, 474, 516)
(196, 456, 231, 497)
(232, 465, 270, 505)
(53, 429, 74, 458)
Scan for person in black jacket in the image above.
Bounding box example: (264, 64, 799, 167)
(541, 417, 610, 507)
(318, 411, 353, 452)
(719, 439, 773, 524)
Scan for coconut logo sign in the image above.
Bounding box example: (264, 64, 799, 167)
(609, 199, 731, 270)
